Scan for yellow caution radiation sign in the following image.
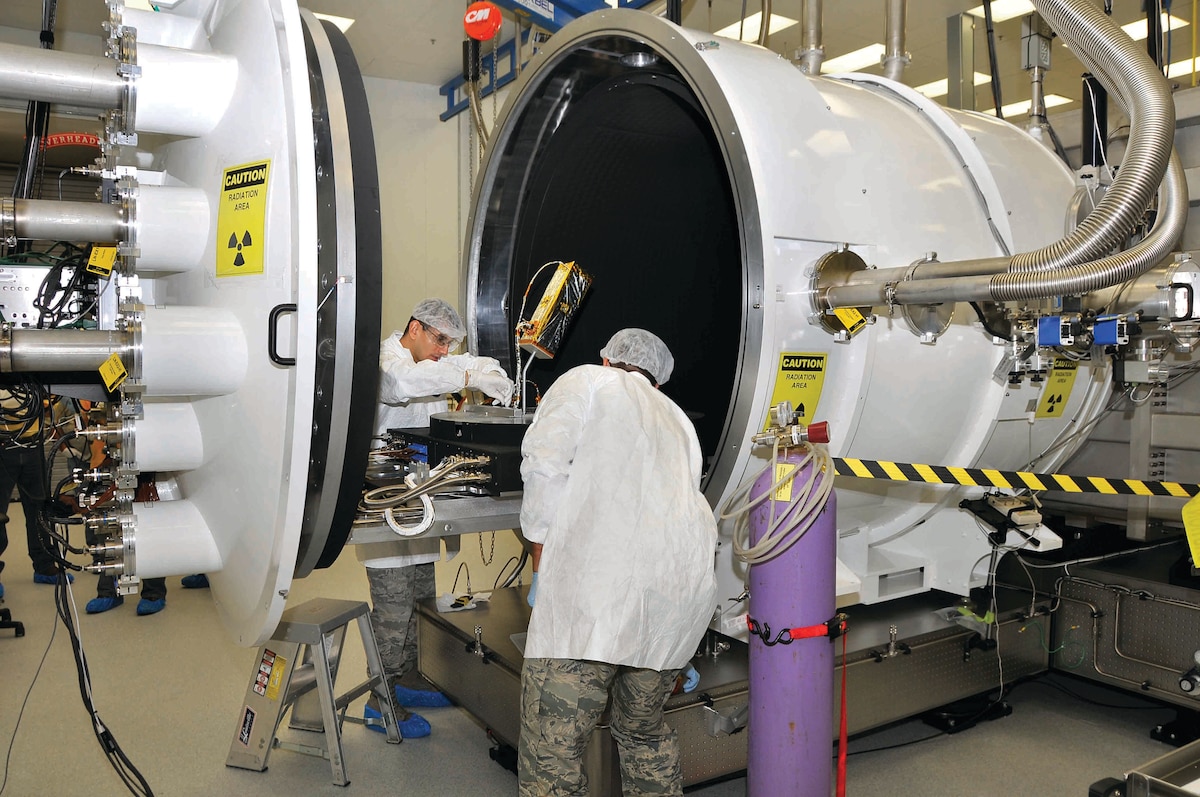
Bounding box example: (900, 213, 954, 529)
(217, 160, 270, 277)
(766, 352, 828, 429)
(1036, 357, 1079, 418)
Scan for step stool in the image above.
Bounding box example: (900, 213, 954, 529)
(226, 597, 400, 786)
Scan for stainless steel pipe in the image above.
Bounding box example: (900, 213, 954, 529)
(796, 0, 825, 75)
(824, 0, 1183, 310)
(8, 329, 129, 372)
(0, 43, 123, 109)
(14, 199, 125, 244)
(882, 0, 909, 82)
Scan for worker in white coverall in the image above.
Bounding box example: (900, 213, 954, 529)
(360, 298, 514, 738)
(517, 328, 717, 796)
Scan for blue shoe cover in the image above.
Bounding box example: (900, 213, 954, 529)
(363, 703, 430, 738)
(34, 571, 74, 585)
(0, 582, 5, 600)
(86, 595, 124, 614)
(394, 684, 452, 708)
(181, 574, 209, 589)
(136, 597, 166, 616)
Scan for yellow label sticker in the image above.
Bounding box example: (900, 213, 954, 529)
(766, 352, 828, 429)
(217, 160, 270, 277)
(833, 307, 867, 335)
(1036, 357, 1080, 418)
(1184, 495, 1200, 565)
(86, 245, 118, 277)
(98, 353, 127, 392)
(266, 655, 287, 702)
(773, 463, 797, 503)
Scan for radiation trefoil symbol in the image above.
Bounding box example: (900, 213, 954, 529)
(228, 231, 253, 267)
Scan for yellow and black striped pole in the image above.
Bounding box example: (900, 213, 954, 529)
(831, 458, 1200, 498)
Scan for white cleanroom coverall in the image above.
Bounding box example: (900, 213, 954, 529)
(373, 332, 509, 436)
(520, 363, 718, 671)
(362, 332, 510, 567)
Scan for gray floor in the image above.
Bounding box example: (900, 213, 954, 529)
(0, 512, 1186, 796)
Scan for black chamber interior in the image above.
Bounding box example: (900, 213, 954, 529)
(508, 73, 741, 463)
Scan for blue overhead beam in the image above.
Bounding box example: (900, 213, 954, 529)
(440, 0, 661, 121)
(439, 31, 527, 122)
(489, 0, 612, 32)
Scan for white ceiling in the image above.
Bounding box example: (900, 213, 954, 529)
(0, 0, 1192, 160)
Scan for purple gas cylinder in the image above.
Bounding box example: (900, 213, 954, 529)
(746, 440, 837, 797)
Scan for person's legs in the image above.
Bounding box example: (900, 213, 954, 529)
(366, 563, 423, 685)
(86, 575, 124, 613)
(137, 577, 167, 615)
(364, 563, 432, 735)
(12, 446, 56, 577)
(0, 447, 16, 584)
(518, 658, 614, 797)
(608, 666, 684, 797)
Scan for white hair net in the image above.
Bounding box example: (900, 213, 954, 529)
(411, 298, 466, 341)
(600, 328, 675, 385)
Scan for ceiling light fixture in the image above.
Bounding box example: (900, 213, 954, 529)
(1166, 56, 1200, 80)
(714, 12, 799, 42)
(915, 72, 992, 98)
(820, 44, 886, 74)
(1121, 14, 1189, 41)
(992, 93, 1072, 117)
(312, 12, 355, 33)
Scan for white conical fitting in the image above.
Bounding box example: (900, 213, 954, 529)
(129, 498, 222, 578)
(135, 43, 239, 137)
(141, 306, 248, 397)
(136, 185, 211, 273)
(130, 401, 207, 472)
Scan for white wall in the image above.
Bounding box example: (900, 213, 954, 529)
(363, 76, 467, 334)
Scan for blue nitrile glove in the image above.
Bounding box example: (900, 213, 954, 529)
(682, 664, 700, 693)
(527, 572, 538, 607)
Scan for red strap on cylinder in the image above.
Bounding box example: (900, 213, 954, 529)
(788, 623, 831, 639)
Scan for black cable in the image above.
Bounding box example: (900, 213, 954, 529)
(982, 0, 1004, 119)
(493, 548, 531, 590)
(0, 604, 57, 797)
(451, 561, 472, 595)
(1027, 675, 1174, 710)
(1044, 118, 1071, 165)
(968, 301, 1012, 341)
(0, 394, 152, 794)
(51, 554, 154, 795)
(843, 684, 1013, 757)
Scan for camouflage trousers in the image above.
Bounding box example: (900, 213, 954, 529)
(365, 562, 435, 684)
(518, 658, 683, 797)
